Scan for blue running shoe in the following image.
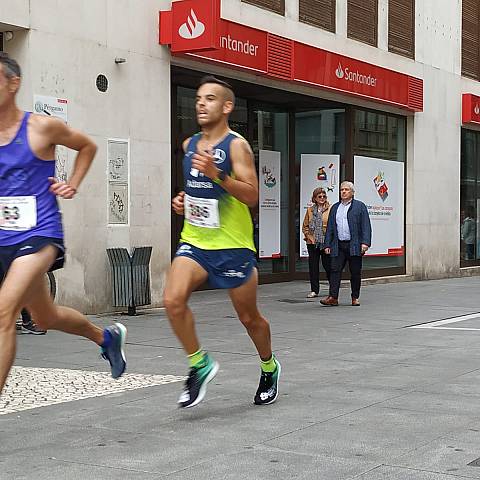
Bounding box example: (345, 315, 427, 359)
(101, 322, 127, 378)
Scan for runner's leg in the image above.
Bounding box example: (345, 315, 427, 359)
(163, 256, 208, 355)
(0, 246, 59, 392)
(228, 268, 272, 360)
(164, 256, 218, 408)
(229, 268, 280, 405)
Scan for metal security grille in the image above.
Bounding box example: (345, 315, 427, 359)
(299, 0, 336, 33)
(106, 247, 152, 315)
(241, 0, 285, 15)
(388, 0, 415, 59)
(347, 0, 378, 47)
(462, 0, 480, 80)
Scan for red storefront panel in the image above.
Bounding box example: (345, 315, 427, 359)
(186, 20, 268, 74)
(462, 93, 480, 125)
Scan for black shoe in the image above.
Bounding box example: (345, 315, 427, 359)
(21, 320, 47, 335)
(178, 354, 219, 408)
(254, 357, 281, 405)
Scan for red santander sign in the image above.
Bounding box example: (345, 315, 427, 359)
(159, 0, 423, 112)
(462, 93, 480, 125)
(166, 0, 220, 53)
(188, 20, 268, 74)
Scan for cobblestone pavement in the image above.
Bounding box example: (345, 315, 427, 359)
(0, 366, 185, 415)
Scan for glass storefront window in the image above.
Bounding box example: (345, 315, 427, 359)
(460, 129, 480, 264)
(353, 109, 406, 271)
(295, 109, 346, 274)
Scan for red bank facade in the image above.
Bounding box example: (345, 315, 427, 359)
(160, 0, 426, 282)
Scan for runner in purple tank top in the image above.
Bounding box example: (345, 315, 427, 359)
(0, 52, 127, 395)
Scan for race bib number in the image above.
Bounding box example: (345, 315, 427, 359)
(0, 196, 37, 231)
(184, 194, 220, 229)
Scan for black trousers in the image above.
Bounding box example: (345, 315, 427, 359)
(307, 244, 331, 294)
(329, 241, 362, 299)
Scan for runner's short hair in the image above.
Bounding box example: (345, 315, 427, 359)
(198, 75, 235, 104)
(0, 52, 21, 78)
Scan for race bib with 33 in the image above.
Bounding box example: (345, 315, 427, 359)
(0, 196, 37, 231)
(184, 194, 220, 229)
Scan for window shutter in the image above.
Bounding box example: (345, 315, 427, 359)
(241, 0, 285, 15)
(347, 0, 378, 47)
(388, 0, 415, 59)
(462, 0, 480, 80)
(299, 0, 336, 33)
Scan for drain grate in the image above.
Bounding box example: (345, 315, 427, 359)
(468, 458, 480, 467)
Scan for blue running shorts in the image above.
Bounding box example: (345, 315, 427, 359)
(175, 243, 256, 289)
(0, 236, 65, 281)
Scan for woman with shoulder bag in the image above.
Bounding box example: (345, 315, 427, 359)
(302, 187, 332, 298)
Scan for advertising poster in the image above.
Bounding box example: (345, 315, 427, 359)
(354, 156, 404, 256)
(299, 154, 340, 257)
(259, 150, 281, 258)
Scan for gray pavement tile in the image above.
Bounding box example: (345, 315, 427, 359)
(390, 428, 480, 478)
(352, 465, 471, 479)
(0, 457, 161, 480)
(264, 406, 474, 464)
(161, 446, 380, 480)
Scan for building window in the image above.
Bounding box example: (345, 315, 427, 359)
(461, 129, 480, 265)
(388, 0, 415, 59)
(241, 0, 285, 15)
(0, 33, 3, 52)
(353, 109, 406, 272)
(462, 0, 480, 79)
(347, 0, 378, 47)
(299, 0, 336, 33)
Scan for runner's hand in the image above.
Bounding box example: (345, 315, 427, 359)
(48, 177, 77, 199)
(192, 147, 220, 180)
(172, 191, 185, 215)
(324, 247, 331, 255)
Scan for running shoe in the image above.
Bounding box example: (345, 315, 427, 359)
(21, 320, 47, 335)
(101, 323, 127, 379)
(178, 353, 219, 408)
(254, 357, 281, 405)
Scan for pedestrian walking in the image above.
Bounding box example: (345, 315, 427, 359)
(320, 181, 371, 306)
(302, 187, 331, 298)
(0, 52, 127, 395)
(165, 75, 280, 408)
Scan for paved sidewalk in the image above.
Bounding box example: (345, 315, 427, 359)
(3, 276, 480, 479)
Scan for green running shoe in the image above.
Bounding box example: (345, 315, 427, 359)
(178, 353, 219, 408)
(254, 357, 281, 405)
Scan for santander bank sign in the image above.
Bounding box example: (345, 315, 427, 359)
(335, 62, 378, 87)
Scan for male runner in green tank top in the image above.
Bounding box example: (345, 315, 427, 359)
(164, 76, 281, 408)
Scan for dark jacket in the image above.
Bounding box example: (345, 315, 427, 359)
(325, 199, 372, 257)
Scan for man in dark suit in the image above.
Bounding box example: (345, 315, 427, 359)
(320, 181, 372, 306)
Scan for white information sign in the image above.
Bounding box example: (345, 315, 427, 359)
(108, 184, 129, 225)
(354, 156, 404, 256)
(259, 150, 281, 258)
(108, 140, 129, 183)
(33, 95, 68, 123)
(299, 154, 340, 257)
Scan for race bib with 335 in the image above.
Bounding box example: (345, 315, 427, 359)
(184, 194, 220, 229)
(0, 196, 37, 231)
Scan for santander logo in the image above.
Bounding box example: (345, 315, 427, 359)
(475, 104, 480, 115)
(335, 63, 344, 79)
(178, 9, 205, 40)
(335, 62, 377, 87)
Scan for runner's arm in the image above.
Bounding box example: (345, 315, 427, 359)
(44, 117, 97, 197)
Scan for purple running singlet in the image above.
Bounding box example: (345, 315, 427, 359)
(0, 112, 63, 246)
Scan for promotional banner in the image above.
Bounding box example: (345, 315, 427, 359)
(259, 150, 281, 259)
(299, 154, 340, 258)
(354, 156, 404, 256)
